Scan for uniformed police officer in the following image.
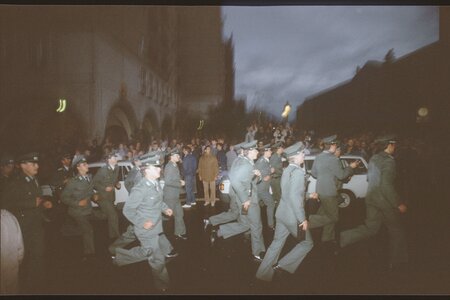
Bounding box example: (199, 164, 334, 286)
(93, 152, 121, 239)
(2, 153, 53, 293)
(113, 154, 173, 293)
(340, 135, 409, 270)
(163, 148, 187, 240)
(61, 156, 107, 261)
(255, 143, 275, 230)
(308, 135, 359, 250)
(213, 140, 266, 261)
(334, 143, 346, 205)
(269, 142, 284, 207)
(109, 153, 178, 259)
(124, 155, 144, 194)
(49, 153, 80, 235)
(256, 142, 317, 281)
(203, 142, 247, 231)
(50, 153, 72, 202)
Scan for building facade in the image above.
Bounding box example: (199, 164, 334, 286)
(0, 5, 232, 152)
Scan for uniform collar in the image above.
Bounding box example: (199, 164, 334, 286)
(288, 163, 300, 169)
(25, 175, 34, 182)
(145, 178, 159, 187)
(244, 156, 254, 165)
(381, 151, 394, 159)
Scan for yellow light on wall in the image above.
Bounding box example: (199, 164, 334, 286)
(417, 107, 428, 117)
(56, 98, 67, 113)
(197, 119, 204, 130)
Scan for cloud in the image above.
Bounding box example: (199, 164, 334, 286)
(223, 6, 439, 117)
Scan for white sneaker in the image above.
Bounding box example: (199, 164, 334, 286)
(191, 202, 197, 206)
(182, 204, 191, 208)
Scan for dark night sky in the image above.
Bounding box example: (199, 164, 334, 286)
(222, 6, 439, 118)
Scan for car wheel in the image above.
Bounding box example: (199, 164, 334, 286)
(338, 189, 355, 209)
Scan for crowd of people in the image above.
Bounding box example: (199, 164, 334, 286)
(0, 118, 442, 294)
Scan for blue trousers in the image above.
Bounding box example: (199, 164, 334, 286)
(185, 175, 196, 205)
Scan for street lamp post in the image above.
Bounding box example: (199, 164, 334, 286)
(281, 101, 291, 123)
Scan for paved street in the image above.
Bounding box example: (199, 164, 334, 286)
(40, 186, 450, 295)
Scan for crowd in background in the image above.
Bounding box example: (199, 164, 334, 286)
(19, 118, 440, 195)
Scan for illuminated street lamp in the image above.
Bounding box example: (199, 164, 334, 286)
(281, 101, 291, 122)
(416, 106, 429, 123)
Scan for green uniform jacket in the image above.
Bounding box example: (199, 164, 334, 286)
(123, 178, 169, 236)
(275, 164, 306, 224)
(255, 156, 271, 179)
(2, 173, 43, 217)
(269, 153, 283, 178)
(366, 151, 399, 209)
(229, 156, 258, 205)
(61, 174, 95, 216)
(50, 166, 71, 188)
(93, 164, 119, 201)
(311, 151, 353, 197)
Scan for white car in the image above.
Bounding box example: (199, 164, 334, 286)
(218, 155, 369, 209)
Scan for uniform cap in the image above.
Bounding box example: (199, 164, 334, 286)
(135, 151, 159, 161)
(0, 155, 15, 166)
(73, 156, 87, 166)
(322, 135, 338, 145)
(17, 152, 39, 163)
(232, 141, 246, 151)
(283, 142, 306, 157)
(258, 143, 272, 151)
(241, 140, 258, 150)
(374, 134, 397, 144)
(141, 154, 161, 167)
